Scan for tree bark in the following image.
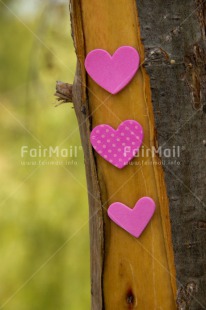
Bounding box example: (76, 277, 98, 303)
(137, 1, 206, 309)
(69, 1, 206, 309)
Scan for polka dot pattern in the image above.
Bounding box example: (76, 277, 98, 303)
(90, 120, 144, 169)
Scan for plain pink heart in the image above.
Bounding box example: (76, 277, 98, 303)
(85, 46, 140, 94)
(108, 197, 156, 238)
(90, 120, 143, 169)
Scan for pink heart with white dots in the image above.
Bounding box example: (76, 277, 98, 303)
(90, 120, 144, 169)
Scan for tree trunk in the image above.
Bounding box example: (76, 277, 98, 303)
(69, 1, 206, 309)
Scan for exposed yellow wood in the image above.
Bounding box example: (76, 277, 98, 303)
(80, 0, 177, 308)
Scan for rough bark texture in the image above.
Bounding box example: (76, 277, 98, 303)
(137, 1, 206, 309)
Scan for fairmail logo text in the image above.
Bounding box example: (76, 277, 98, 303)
(123, 145, 181, 158)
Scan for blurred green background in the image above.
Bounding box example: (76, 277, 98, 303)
(0, 0, 90, 309)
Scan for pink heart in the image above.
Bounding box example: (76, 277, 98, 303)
(85, 46, 140, 94)
(108, 197, 156, 238)
(90, 120, 143, 169)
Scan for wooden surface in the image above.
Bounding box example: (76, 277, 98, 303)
(137, 1, 206, 309)
(70, 0, 178, 309)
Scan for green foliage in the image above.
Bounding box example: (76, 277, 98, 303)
(0, 1, 90, 309)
